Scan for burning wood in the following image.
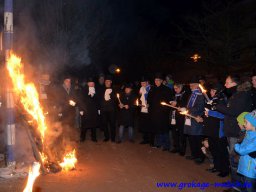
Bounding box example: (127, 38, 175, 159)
(7, 52, 78, 174)
(59, 149, 77, 171)
(23, 162, 40, 192)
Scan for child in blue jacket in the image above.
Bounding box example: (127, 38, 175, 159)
(235, 110, 256, 192)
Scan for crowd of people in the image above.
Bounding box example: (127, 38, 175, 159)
(43, 71, 256, 192)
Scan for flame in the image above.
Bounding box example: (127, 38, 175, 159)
(180, 110, 189, 115)
(136, 99, 139, 106)
(59, 149, 77, 171)
(117, 93, 120, 98)
(7, 53, 47, 140)
(160, 102, 167, 105)
(23, 162, 40, 192)
(199, 84, 207, 93)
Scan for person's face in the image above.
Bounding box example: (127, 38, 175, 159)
(174, 86, 182, 94)
(252, 76, 256, 88)
(210, 89, 217, 98)
(154, 78, 163, 87)
(225, 76, 237, 89)
(245, 119, 255, 131)
(87, 82, 95, 87)
(64, 78, 71, 88)
(125, 87, 132, 94)
(189, 83, 198, 91)
(141, 81, 148, 87)
(105, 80, 112, 87)
(99, 77, 105, 85)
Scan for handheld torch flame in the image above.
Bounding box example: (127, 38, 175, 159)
(59, 149, 77, 171)
(199, 84, 207, 93)
(23, 162, 41, 192)
(136, 99, 139, 106)
(161, 102, 167, 105)
(180, 110, 189, 115)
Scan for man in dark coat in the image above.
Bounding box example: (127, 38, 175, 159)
(170, 83, 190, 155)
(147, 73, 173, 150)
(138, 76, 151, 144)
(117, 83, 136, 143)
(216, 75, 253, 192)
(201, 83, 229, 177)
(57, 75, 77, 128)
(54, 75, 78, 143)
(99, 75, 118, 142)
(183, 76, 205, 164)
(252, 73, 256, 110)
(78, 77, 100, 142)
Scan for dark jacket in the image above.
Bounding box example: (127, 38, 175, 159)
(172, 88, 190, 126)
(203, 94, 226, 138)
(216, 82, 253, 137)
(252, 87, 256, 110)
(56, 85, 77, 126)
(99, 87, 118, 113)
(78, 86, 100, 128)
(117, 92, 136, 126)
(147, 84, 173, 134)
(184, 88, 205, 135)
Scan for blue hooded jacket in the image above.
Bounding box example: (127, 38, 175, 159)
(235, 130, 256, 179)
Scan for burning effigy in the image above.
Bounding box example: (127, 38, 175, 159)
(6, 52, 77, 190)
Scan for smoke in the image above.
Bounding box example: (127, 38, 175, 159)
(13, 0, 92, 78)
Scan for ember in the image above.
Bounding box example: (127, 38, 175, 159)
(59, 149, 77, 171)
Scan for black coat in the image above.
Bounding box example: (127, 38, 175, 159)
(252, 87, 256, 110)
(78, 87, 100, 128)
(172, 89, 190, 126)
(147, 84, 173, 134)
(216, 84, 253, 137)
(56, 85, 77, 126)
(117, 92, 136, 126)
(98, 87, 118, 113)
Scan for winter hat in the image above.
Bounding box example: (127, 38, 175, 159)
(189, 76, 200, 84)
(244, 110, 256, 127)
(124, 82, 133, 89)
(105, 75, 113, 81)
(140, 76, 149, 82)
(87, 77, 95, 83)
(237, 112, 249, 126)
(154, 72, 164, 80)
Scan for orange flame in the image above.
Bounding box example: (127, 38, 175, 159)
(180, 110, 189, 115)
(116, 93, 120, 99)
(160, 102, 167, 105)
(136, 99, 139, 106)
(7, 53, 47, 140)
(199, 84, 207, 93)
(59, 149, 77, 171)
(23, 162, 40, 192)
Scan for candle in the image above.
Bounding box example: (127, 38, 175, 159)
(199, 84, 210, 102)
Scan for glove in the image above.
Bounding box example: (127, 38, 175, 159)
(80, 111, 84, 116)
(249, 151, 256, 158)
(69, 100, 76, 106)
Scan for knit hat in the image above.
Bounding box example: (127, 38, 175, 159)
(244, 110, 256, 127)
(237, 112, 249, 126)
(189, 76, 200, 84)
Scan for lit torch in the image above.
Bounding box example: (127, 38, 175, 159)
(23, 162, 41, 192)
(116, 93, 122, 105)
(135, 99, 145, 107)
(199, 84, 211, 103)
(160, 102, 179, 110)
(179, 110, 198, 120)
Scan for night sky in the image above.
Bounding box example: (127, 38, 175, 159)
(2, 0, 250, 82)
